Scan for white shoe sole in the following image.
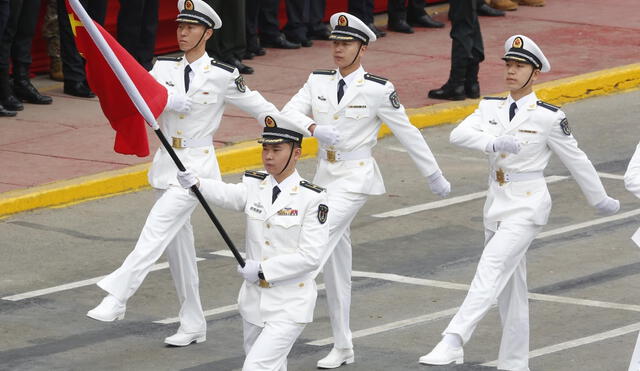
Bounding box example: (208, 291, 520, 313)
(317, 356, 354, 369)
(86, 311, 125, 322)
(164, 335, 206, 347)
(418, 356, 463, 365)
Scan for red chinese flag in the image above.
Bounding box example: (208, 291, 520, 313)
(65, 1, 167, 157)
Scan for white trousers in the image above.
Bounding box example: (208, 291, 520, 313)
(97, 186, 206, 333)
(629, 331, 640, 371)
(242, 320, 305, 371)
(444, 220, 541, 371)
(319, 190, 368, 350)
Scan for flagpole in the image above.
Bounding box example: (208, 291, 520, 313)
(68, 0, 246, 267)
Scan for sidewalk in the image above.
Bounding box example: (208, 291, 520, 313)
(1, 0, 639, 214)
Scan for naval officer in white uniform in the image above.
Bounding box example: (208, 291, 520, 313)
(625, 143, 640, 371)
(86, 0, 312, 347)
(419, 35, 620, 370)
(178, 115, 329, 371)
(282, 12, 451, 368)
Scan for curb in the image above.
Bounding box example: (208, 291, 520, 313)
(1, 63, 639, 217)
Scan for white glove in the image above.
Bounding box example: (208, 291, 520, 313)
(177, 169, 199, 189)
(489, 135, 521, 154)
(428, 171, 451, 197)
(237, 259, 261, 283)
(166, 93, 192, 113)
(313, 125, 340, 146)
(595, 196, 620, 216)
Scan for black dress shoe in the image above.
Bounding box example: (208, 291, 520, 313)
(478, 3, 506, 16)
(226, 58, 254, 75)
(465, 82, 481, 99)
(300, 39, 313, 47)
(262, 35, 301, 49)
(13, 79, 53, 104)
(0, 103, 17, 117)
(388, 20, 414, 34)
(64, 80, 96, 98)
(243, 51, 255, 60)
(409, 14, 445, 28)
(367, 23, 386, 38)
(2, 95, 24, 111)
(428, 84, 466, 100)
(247, 47, 266, 57)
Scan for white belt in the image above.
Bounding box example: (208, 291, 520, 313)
(491, 169, 543, 186)
(318, 147, 371, 163)
(171, 135, 213, 149)
(256, 273, 313, 289)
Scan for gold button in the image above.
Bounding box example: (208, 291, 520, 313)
(179, 115, 184, 119)
(359, 162, 364, 166)
(298, 283, 305, 288)
(333, 114, 339, 120)
(177, 130, 183, 135)
(526, 191, 532, 196)
(265, 241, 270, 246)
(500, 154, 507, 159)
(266, 223, 271, 228)
(204, 149, 209, 154)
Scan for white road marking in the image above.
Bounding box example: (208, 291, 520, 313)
(372, 176, 568, 218)
(481, 321, 640, 367)
(1, 258, 206, 301)
(537, 208, 640, 239)
(597, 172, 625, 180)
(306, 307, 459, 346)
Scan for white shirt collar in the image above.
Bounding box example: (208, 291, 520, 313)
(338, 65, 364, 89)
(507, 91, 536, 108)
(184, 52, 209, 72)
(269, 170, 299, 191)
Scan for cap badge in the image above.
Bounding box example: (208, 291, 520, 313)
(184, 0, 194, 10)
(265, 115, 277, 128)
(338, 15, 348, 27)
(513, 36, 523, 49)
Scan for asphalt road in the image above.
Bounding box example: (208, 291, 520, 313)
(1, 90, 640, 371)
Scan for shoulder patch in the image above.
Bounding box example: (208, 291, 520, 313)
(156, 56, 182, 62)
(537, 100, 560, 112)
(211, 59, 236, 73)
(482, 96, 507, 100)
(364, 73, 388, 85)
(244, 170, 268, 180)
(300, 180, 325, 193)
(559, 117, 571, 136)
(312, 69, 337, 75)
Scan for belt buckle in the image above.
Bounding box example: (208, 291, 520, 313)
(259, 279, 271, 288)
(496, 169, 506, 186)
(172, 137, 184, 149)
(326, 149, 337, 163)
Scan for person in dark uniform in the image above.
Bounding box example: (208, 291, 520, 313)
(387, 0, 444, 34)
(0, 0, 15, 116)
(428, 0, 484, 101)
(348, 0, 385, 38)
(57, 0, 107, 97)
(307, 0, 330, 40)
(117, 0, 158, 71)
(476, 0, 505, 16)
(283, 0, 314, 47)
(0, 0, 53, 114)
(206, 0, 253, 74)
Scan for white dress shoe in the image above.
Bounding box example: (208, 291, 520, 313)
(418, 340, 464, 365)
(86, 294, 126, 322)
(164, 331, 206, 346)
(317, 347, 354, 369)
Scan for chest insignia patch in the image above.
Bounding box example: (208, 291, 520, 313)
(277, 208, 298, 216)
(389, 90, 400, 109)
(518, 129, 538, 134)
(250, 202, 264, 214)
(317, 95, 326, 101)
(489, 119, 498, 125)
(165, 81, 175, 87)
(560, 117, 571, 136)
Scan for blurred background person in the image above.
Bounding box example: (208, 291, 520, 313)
(117, 0, 158, 71)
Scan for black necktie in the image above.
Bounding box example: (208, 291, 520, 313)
(184, 65, 192, 93)
(272, 186, 281, 203)
(509, 102, 517, 121)
(337, 79, 345, 103)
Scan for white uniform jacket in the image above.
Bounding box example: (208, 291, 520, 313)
(625, 143, 640, 198)
(282, 67, 441, 195)
(148, 54, 310, 189)
(199, 170, 329, 326)
(450, 92, 608, 229)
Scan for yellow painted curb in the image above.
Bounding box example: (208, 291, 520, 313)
(1, 63, 639, 217)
